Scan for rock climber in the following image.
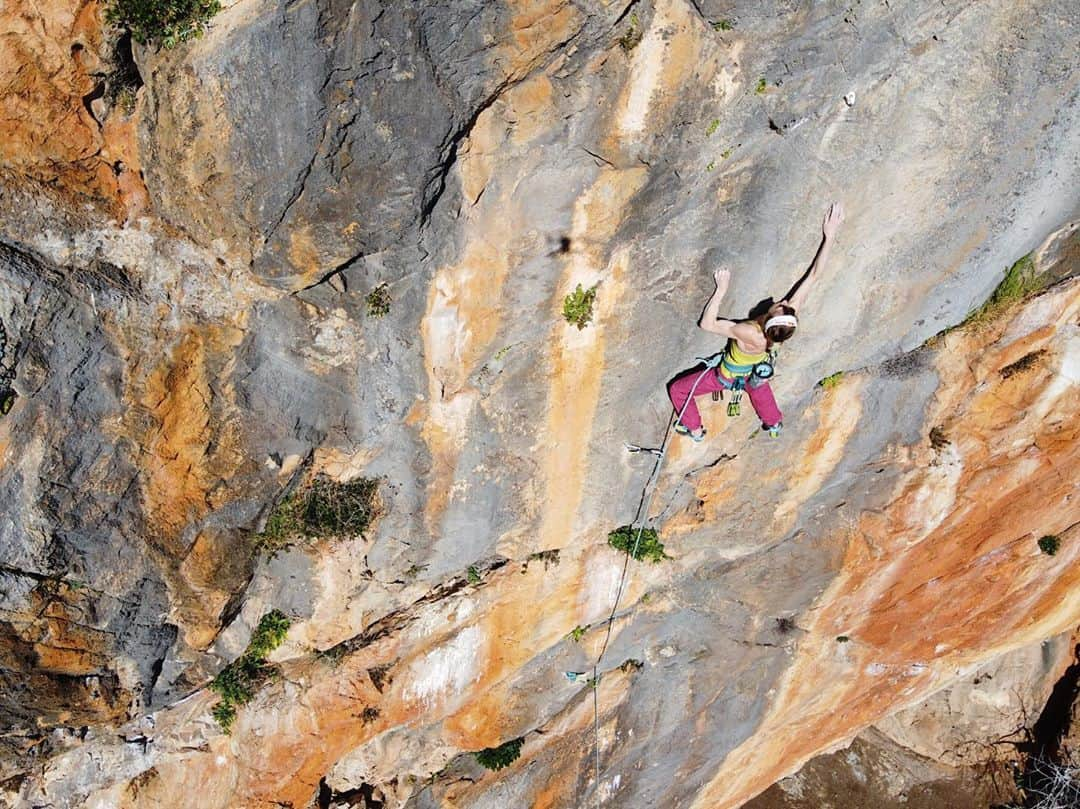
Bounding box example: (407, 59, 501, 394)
(667, 201, 845, 442)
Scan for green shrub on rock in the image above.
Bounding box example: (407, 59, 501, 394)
(106, 0, 221, 47)
(607, 525, 670, 563)
(1038, 535, 1061, 556)
(562, 283, 598, 330)
(474, 737, 524, 771)
(209, 610, 291, 732)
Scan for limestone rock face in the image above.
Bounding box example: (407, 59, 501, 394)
(0, 0, 1078, 808)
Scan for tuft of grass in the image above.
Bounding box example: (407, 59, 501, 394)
(755, 77, 768, 94)
(712, 19, 735, 31)
(114, 85, 138, 115)
(474, 737, 524, 771)
(706, 118, 721, 136)
(522, 549, 560, 575)
(467, 566, 481, 584)
(818, 371, 844, 389)
(209, 610, 291, 732)
(1038, 535, 1061, 556)
(705, 161, 716, 172)
(365, 283, 392, 318)
(566, 624, 590, 643)
(608, 525, 670, 563)
(932, 253, 1047, 341)
(620, 658, 644, 673)
(618, 12, 643, 52)
(562, 283, 598, 330)
(106, 0, 222, 47)
(256, 476, 379, 554)
(720, 146, 735, 160)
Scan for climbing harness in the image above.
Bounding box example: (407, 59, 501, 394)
(591, 361, 716, 807)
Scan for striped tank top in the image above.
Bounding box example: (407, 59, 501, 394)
(718, 339, 768, 383)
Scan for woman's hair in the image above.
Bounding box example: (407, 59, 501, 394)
(764, 304, 797, 344)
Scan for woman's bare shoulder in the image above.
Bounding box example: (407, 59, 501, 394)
(731, 320, 766, 350)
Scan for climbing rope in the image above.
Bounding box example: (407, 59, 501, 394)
(588, 357, 720, 808)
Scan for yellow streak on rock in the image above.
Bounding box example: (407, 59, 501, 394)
(613, 0, 704, 141)
(529, 169, 646, 556)
(139, 324, 245, 546)
(418, 108, 513, 531)
(772, 378, 865, 532)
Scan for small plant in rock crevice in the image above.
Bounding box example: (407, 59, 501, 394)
(775, 617, 797, 634)
(474, 737, 524, 771)
(929, 425, 951, 451)
(818, 371, 844, 389)
(209, 610, 291, 732)
(713, 19, 735, 31)
(562, 283, 598, 330)
(706, 118, 721, 136)
(365, 283, 392, 318)
(755, 77, 769, 94)
(618, 12, 643, 52)
(608, 525, 670, 563)
(567, 624, 590, 643)
(1038, 535, 1061, 556)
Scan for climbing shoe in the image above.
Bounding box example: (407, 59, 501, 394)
(764, 421, 783, 438)
(674, 423, 706, 443)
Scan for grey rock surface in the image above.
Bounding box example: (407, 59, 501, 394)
(0, 0, 1077, 807)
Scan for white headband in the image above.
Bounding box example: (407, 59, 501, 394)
(764, 314, 798, 331)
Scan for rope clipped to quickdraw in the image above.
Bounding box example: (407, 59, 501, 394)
(586, 357, 719, 808)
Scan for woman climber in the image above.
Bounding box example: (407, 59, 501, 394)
(667, 201, 845, 442)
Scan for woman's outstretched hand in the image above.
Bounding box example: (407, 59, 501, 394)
(714, 267, 731, 290)
(822, 201, 844, 239)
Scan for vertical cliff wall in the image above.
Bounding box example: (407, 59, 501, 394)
(0, 0, 1078, 807)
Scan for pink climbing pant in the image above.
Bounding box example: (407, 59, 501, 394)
(667, 367, 782, 432)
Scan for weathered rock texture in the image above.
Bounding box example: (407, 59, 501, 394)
(0, 0, 1078, 807)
